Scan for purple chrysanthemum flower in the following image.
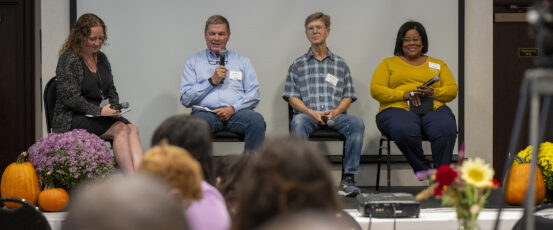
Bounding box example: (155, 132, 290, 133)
(28, 129, 115, 189)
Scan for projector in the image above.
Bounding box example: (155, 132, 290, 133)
(356, 193, 420, 218)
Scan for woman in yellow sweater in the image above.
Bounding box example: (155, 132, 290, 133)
(370, 21, 458, 177)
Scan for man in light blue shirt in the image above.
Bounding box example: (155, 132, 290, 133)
(180, 15, 266, 150)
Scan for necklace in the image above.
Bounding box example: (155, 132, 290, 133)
(83, 55, 97, 73)
(83, 55, 104, 99)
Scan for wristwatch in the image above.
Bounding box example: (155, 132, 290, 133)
(208, 77, 216, 86)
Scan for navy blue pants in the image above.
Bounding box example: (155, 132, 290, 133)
(376, 106, 457, 173)
(192, 109, 266, 151)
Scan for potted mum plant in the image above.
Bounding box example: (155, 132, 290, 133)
(416, 145, 498, 230)
(515, 142, 553, 201)
(27, 129, 115, 190)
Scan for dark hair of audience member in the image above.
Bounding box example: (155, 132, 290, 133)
(258, 210, 361, 230)
(214, 153, 253, 214)
(232, 135, 342, 230)
(62, 175, 188, 230)
(151, 114, 215, 185)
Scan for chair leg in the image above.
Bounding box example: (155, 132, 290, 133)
(341, 141, 346, 180)
(386, 138, 391, 191)
(376, 137, 384, 191)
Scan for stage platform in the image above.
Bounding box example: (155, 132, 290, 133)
(43, 186, 547, 230)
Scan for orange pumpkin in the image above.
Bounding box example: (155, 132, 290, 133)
(38, 172, 69, 211)
(38, 188, 69, 211)
(0, 152, 41, 208)
(504, 163, 546, 205)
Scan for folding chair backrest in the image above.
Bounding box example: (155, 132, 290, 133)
(44, 77, 57, 133)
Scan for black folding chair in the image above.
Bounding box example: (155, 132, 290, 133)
(376, 134, 431, 191)
(0, 197, 52, 230)
(212, 130, 245, 143)
(43, 77, 114, 147)
(43, 77, 57, 133)
(287, 105, 347, 178)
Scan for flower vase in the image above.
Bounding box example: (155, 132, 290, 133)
(456, 207, 480, 230)
(457, 217, 479, 230)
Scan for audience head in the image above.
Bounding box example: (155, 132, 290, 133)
(232, 135, 341, 230)
(60, 13, 107, 57)
(258, 211, 361, 230)
(394, 21, 429, 56)
(151, 114, 215, 184)
(214, 153, 253, 214)
(138, 142, 203, 206)
(62, 175, 188, 230)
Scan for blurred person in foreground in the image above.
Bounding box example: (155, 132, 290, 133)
(138, 142, 203, 208)
(62, 175, 188, 230)
(232, 135, 343, 230)
(151, 114, 231, 230)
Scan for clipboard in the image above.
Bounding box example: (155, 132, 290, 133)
(86, 108, 132, 117)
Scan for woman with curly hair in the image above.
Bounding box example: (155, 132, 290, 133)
(54, 13, 142, 173)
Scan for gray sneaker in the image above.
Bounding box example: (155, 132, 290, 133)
(340, 176, 361, 197)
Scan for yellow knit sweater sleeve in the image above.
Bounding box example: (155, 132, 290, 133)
(370, 57, 405, 104)
(432, 60, 458, 104)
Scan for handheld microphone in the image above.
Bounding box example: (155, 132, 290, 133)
(219, 48, 227, 84)
(423, 75, 440, 87)
(219, 48, 227, 66)
(111, 102, 129, 110)
(321, 116, 335, 127)
(327, 119, 335, 127)
(120, 102, 129, 109)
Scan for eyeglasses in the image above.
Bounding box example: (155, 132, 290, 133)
(401, 37, 421, 43)
(306, 25, 326, 33)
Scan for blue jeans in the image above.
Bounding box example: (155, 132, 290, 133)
(376, 106, 457, 173)
(290, 113, 364, 175)
(192, 109, 266, 151)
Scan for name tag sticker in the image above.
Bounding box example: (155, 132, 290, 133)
(428, 62, 441, 71)
(229, 71, 243, 80)
(325, 73, 338, 86)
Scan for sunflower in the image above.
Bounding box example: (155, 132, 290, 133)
(460, 158, 494, 188)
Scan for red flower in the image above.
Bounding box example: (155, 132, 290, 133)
(434, 186, 443, 197)
(492, 179, 499, 188)
(435, 165, 458, 186)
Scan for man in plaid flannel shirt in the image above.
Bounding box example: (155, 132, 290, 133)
(282, 12, 365, 197)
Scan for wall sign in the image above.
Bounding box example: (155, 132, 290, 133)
(519, 48, 539, 57)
